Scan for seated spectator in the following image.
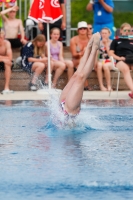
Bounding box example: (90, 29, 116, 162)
(21, 34, 48, 91)
(109, 23, 133, 98)
(0, 5, 27, 48)
(88, 23, 93, 39)
(70, 21, 92, 90)
(95, 27, 113, 91)
(45, 27, 74, 88)
(0, 29, 13, 94)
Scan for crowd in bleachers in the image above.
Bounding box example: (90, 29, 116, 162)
(1, 3, 133, 98)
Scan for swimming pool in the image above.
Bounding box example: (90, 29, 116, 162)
(0, 99, 133, 200)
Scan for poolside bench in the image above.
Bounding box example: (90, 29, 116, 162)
(0, 47, 130, 91)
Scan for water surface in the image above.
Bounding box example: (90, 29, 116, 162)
(0, 100, 133, 200)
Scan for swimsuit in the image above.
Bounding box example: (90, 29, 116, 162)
(50, 42, 60, 60)
(60, 100, 79, 119)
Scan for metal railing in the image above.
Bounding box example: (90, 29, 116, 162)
(17, 0, 31, 20)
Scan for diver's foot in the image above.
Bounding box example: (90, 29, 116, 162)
(79, 34, 94, 69)
(92, 32, 101, 50)
(87, 34, 94, 48)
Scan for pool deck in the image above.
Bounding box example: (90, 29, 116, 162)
(0, 90, 132, 100)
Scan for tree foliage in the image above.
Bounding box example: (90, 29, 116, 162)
(71, 0, 133, 28)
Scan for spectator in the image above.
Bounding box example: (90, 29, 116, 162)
(0, 5, 27, 48)
(0, 29, 13, 94)
(45, 27, 74, 88)
(70, 21, 92, 90)
(95, 27, 113, 91)
(38, 0, 66, 40)
(88, 23, 93, 39)
(21, 34, 48, 91)
(86, 0, 114, 39)
(109, 23, 133, 98)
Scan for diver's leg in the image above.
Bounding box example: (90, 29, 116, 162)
(59, 34, 95, 102)
(64, 33, 100, 114)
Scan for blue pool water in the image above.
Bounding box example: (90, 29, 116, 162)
(0, 99, 133, 200)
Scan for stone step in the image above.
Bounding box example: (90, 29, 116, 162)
(0, 69, 130, 91)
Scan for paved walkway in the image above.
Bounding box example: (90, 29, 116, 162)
(0, 90, 132, 100)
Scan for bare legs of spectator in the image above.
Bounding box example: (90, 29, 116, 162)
(52, 61, 66, 88)
(44, 61, 54, 85)
(97, 61, 112, 91)
(4, 62, 12, 90)
(116, 61, 133, 94)
(64, 60, 74, 81)
(31, 62, 46, 84)
(103, 62, 113, 91)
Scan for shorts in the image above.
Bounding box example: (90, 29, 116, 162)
(99, 59, 111, 64)
(7, 38, 23, 48)
(0, 62, 5, 70)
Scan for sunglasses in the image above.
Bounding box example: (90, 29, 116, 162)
(79, 27, 87, 30)
(123, 29, 131, 32)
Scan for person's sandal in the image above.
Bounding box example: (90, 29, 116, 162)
(128, 93, 133, 99)
(1, 90, 14, 95)
(29, 82, 37, 91)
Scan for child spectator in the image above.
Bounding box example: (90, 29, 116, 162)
(0, 5, 27, 48)
(45, 27, 74, 88)
(21, 34, 48, 91)
(95, 27, 113, 91)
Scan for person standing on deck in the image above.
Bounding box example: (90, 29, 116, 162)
(0, 5, 27, 48)
(86, 0, 114, 39)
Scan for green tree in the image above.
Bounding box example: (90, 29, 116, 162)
(71, 0, 133, 28)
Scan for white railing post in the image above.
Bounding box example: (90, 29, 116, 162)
(18, 0, 21, 19)
(66, 0, 71, 46)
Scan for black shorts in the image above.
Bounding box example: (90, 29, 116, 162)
(0, 61, 14, 71)
(7, 38, 23, 48)
(0, 62, 4, 70)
